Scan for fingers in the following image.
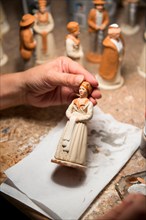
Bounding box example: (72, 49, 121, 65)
(49, 71, 85, 87)
(98, 194, 146, 220)
(59, 56, 99, 87)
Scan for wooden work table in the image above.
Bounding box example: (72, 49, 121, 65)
(0, 0, 145, 219)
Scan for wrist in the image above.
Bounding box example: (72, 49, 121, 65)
(0, 72, 26, 110)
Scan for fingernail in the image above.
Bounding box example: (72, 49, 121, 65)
(75, 75, 84, 85)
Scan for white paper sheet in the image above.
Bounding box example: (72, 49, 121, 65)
(1, 107, 141, 220)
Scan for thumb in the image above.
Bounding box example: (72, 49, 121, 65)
(51, 72, 84, 87)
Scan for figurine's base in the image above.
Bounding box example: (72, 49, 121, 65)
(51, 158, 86, 170)
(86, 52, 102, 63)
(96, 74, 124, 90)
(0, 54, 8, 66)
(137, 66, 146, 78)
(121, 24, 140, 35)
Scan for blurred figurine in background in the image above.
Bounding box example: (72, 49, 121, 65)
(51, 81, 93, 169)
(121, 0, 140, 35)
(96, 24, 125, 90)
(86, 0, 109, 63)
(65, 21, 84, 65)
(0, 2, 10, 66)
(33, 0, 56, 64)
(137, 28, 146, 78)
(19, 14, 36, 62)
(104, 0, 118, 24)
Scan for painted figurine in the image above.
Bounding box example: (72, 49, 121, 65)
(33, 0, 56, 64)
(19, 13, 36, 61)
(137, 29, 146, 78)
(96, 24, 125, 90)
(65, 21, 84, 65)
(121, 0, 140, 35)
(51, 81, 93, 169)
(86, 0, 109, 63)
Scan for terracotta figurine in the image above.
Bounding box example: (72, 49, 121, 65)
(121, 0, 140, 35)
(65, 21, 84, 65)
(51, 81, 93, 169)
(19, 13, 36, 61)
(96, 23, 125, 90)
(86, 0, 109, 63)
(33, 0, 56, 64)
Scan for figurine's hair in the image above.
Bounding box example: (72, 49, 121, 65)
(93, 0, 106, 5)
(67, 21, 79, 33)
(80, 81, 93, 95)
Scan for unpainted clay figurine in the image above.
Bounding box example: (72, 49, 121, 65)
(33, 0, 56, 64)
(51, 81, 93, 169)
(121, 0, 140, 35)
(137, 29, 146, 78)
(19, 14, 36, 61)
(96, 23, 125, 90)
(65, 21, 84, 65)
(86, 0, 109, 63)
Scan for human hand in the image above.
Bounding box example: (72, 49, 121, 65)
(23, 56, 101, 108)
(98, 193, 146, 220)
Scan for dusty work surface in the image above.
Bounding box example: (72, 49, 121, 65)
(0, 0, 145, 219)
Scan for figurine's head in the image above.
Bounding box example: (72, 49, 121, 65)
(67, 21, 80, 36)
(108, 23, 121, 39)
(79, 81, 93, 98)
(38, 0, 47, 13)
(93, 0, 105, 11)
(20, 14, 35, 27)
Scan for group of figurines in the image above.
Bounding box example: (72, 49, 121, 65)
(19, 0, 146, 89)
(18, 0, 145, 169)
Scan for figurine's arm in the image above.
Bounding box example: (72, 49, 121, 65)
(66, 101, 74, 119)
(66, 38, 82, 59)
(33, 13, 54, 34)
(77, 101, 93, 122)
(47, 13, 54, 32)
(100, 11, 109, 30)
(88, 9, 98, 31)
(20, 31, 36, 49)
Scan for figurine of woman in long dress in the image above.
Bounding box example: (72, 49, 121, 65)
(51, 81, 93, 169)
(33, 0, 56, 64)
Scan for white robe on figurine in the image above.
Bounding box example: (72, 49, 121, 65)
(65, 36, 84, 65)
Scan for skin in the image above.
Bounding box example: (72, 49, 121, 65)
(97, 193, 146, 220)
(108, 28, 121, 40)
(0, 56, 101, 110)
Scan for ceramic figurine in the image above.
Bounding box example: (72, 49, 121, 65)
(65, 21, 84, 65)
(51, 81, 93, 169)
(19, 13, 36, 61)
(121, 0, 140, 35)
(137, 29, 146, 78)
(33, 0, 56, 64)
(96, 24, 125, 90)
(86, 0, 109, 63)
